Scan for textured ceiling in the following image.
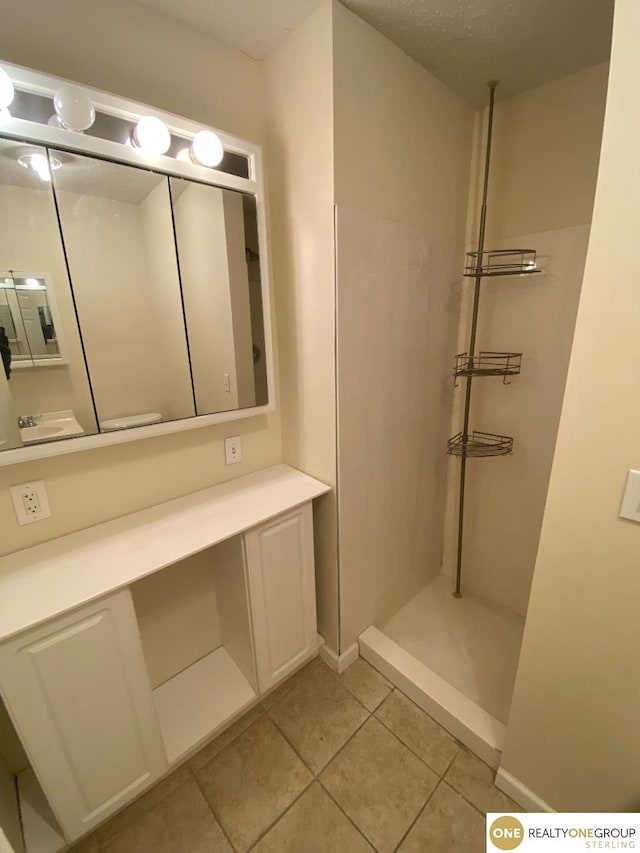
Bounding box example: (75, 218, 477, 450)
(341, 0, 615, 105)
(134, 0, 614, 106)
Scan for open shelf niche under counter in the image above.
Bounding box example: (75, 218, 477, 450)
(130, 535, 260, 765)
(0, 464, 330, 848)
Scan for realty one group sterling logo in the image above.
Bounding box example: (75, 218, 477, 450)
(487, 814, 639, 851)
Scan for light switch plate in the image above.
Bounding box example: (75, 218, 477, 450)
(224, 436, 242, 465)
(619, 469, 640, 523)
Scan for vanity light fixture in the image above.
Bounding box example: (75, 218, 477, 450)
(17, 151, 62, 182)
(0, 65, 231, 174)
(130, 115, 171, 157)
(53, 85, 95, 132)
(24, 277, 45, 289)
(0, 66, 14, 116)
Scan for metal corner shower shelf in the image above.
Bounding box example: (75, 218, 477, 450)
(453, 351, 522, 384)
(447, 80, 540, 598)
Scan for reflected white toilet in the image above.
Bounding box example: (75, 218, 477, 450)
(99, 412, 163, 432)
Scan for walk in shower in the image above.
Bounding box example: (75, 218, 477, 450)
(351, 63, 610, 767)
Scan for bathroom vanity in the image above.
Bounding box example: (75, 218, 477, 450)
(0, 464, 329, 848)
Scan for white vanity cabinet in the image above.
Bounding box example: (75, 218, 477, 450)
(246, 503, 318, 691)
(0, 465, 330, 848)
(0, 590, 168, 841)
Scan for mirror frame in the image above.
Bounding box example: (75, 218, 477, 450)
(0, 61, 275, 466)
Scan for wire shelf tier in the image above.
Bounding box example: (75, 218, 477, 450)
(464, 248, 540, 278)
(447, 430, 513, 458)
(454, 351, 522, 381)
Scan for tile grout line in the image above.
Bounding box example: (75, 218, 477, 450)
(441, 742, 463, 778)
(447, 783, 502, 820)
(191, 771, 239, 853)
(266, 694, 373, 778)
(372, 704, 461, 780)
(443, 749, 518, 818)
(245, 776, 316, 852)
(391, 777, 443, 853)
(316, 772, 383, 852)
(266, 689, 381, 848)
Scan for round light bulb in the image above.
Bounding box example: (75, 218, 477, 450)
(132, 116, 170, 157)
(176, 148, 191, 163)
(53, 85, 95, 132)
(48, 114, 64, 128)
(190, 130, 224, 168)
(0, 67, 14, 111)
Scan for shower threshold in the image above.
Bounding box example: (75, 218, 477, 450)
(359, 575, 524, 769)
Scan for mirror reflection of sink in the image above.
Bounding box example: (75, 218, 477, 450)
(20, 411, 85, 445)
(24, 424, 65, 440)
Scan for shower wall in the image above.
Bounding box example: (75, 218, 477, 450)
(333, 3, 474, 648)
(443, 63, 609, 615)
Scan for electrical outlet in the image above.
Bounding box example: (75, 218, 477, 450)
(224, 436, 242, 465)
(10, 480, 51, 526)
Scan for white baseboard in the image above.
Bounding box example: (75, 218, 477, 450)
(495, 769, 556, 813)
(317, 636, 359, 673)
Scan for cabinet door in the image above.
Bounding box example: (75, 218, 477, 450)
(0, 590, 167, 841)
(244, 502, 317, 692)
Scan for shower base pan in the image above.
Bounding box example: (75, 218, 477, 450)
(359, 576, 524, 769)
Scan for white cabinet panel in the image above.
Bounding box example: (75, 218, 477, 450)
(245, 502, 317, 692)
(0, 590, 167, 841)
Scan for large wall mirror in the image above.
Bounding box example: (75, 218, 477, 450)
(0, 64, 273, 463)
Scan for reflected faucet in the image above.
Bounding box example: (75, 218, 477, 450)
(18, 415, 38, 428)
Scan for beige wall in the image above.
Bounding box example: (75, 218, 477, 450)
(264, 1, 339, 650)
(0, 2, 281, 557)
(132, 551, 222, 689)
(443, 65, 608, 615)
(501, 0, 640, 811)
(0, 0, 263, 143)
(478, 63, 610, 242)
(333, 2, 474, 647)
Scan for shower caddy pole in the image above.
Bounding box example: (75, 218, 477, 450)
(454, 81, 498, 598)
(448, 81, 540, 598)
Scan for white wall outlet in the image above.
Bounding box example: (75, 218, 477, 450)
(619, 469, 640, 523)
(224, 436, 242, 465)
(10, 480, 52, 526)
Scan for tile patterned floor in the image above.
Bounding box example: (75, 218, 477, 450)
(69, 656, 521, 853)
